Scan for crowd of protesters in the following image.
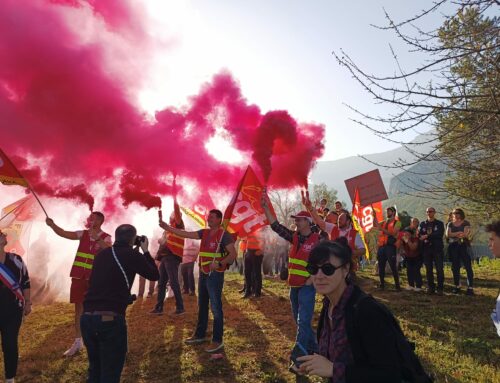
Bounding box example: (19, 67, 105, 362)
(1, 192, 498, 383)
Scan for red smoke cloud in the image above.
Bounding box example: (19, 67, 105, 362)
(0, 0, 324, 213)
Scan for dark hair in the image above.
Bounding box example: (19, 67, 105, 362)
(92, 211, 105, 223)
(335, 201, 342, 205)
(452, 208, 465, 220)
(485, 220, 500, 237)
(308, 238, 353, 277)
(323, 208, 330, 213)
(387, 206, 396, 213)
(115, 224, 137, 244)
(208, 209, 223, 220)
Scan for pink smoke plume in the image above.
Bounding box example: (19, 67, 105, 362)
(0, 0, 325, 213)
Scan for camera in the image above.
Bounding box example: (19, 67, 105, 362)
(134, 235, 146, 247)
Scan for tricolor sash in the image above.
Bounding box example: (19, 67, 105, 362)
(0, 261, 25, 304)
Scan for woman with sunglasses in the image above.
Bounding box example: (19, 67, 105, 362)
(297, 238, 430, 382)
(0, 231, 31, 383)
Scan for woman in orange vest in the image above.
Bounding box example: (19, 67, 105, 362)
(242, 230, 264, 298)
(45, 211, 111, 357)
(159, 208, 237, 354)
(261, 192, 320, 375)
(150, 201, 185, 315)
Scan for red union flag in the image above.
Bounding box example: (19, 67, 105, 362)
(180, 205, 207, 228)
(223, 166, 275, 237)
(353, 199, 383, 233)
(0, 148, 28, 187)
(0, 195, 41, 256)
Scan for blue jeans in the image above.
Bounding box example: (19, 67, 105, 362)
(194, 271, 225, 343)
(81, 314, 128, 383)
(289, 284, 318, 358)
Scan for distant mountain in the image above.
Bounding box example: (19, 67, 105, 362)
(310, 133, 435, 204)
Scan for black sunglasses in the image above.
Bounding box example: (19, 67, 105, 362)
(306, 262, 346, 276)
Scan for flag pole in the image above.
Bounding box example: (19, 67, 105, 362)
(0, 196, 31, 224)
(0, 148, 49, 218)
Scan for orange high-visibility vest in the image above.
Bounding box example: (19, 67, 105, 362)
(198, 228, 228, 274)
(288, 232, 320, 287)
(246, 233, 262, 251)
(70, 230, 111, 280)
(166, 232, 185, 258)
(378, 219, 398, 247)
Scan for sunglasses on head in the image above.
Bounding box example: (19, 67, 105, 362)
(306, 262, 346, 276)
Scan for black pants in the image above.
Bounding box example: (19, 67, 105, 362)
(156, 255, 184, 311)
(449, 242, 474, 288)
(405, 257, 423, 288)
(423, 246, 444, 291)
(377, 244, 400, 287)
(0, 308, 22, 379)
(244, 250, 263, 296)
(180, 262, 195, 294)
(81, 314, 127, 383)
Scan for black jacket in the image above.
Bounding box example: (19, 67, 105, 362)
(84, 242, 159, 315)
(317, 285, 427, 383)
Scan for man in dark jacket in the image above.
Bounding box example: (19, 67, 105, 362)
(81, 224, 160, 383)
(418, 207, 445, 295)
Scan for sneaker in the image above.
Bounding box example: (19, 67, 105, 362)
(205, 342, 224, 353)
(452, 287, 460, 294)
(414, 287, 422, 292)
(405, 286, 414, 291)
(63, 339, 83, 357)
(466, 288, 475, 296)
(6, 378, 15, 383)
(172, 308, 185, 315)
(149, 307, 163, 315)
(184, 336, 207, 345)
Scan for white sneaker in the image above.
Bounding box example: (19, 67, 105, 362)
(414, 287, 422, 292)
(405, 286, 414, 291)
(6, 378, 15, 383)
(63, 338, 83, 357)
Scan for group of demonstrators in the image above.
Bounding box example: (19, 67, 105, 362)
(1, 189, 499, 383)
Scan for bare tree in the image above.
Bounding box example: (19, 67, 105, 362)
(334, 0, 499, 218)
(268, 189, 302, 228)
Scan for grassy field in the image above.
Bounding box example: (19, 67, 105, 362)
(3, 259, 500, 383)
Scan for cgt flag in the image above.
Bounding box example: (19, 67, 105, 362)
(0, 148, 28, 187)
(223, 166, 275, 237)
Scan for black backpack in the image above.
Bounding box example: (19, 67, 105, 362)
(352, 295, 434, 383)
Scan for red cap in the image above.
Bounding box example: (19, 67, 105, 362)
(290, 211, 312, 221)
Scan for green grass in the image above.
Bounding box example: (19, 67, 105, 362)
(2, 259, 500, 382)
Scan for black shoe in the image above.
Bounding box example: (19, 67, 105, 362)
(241, 294, 251, 299)
(436, 289, 444, 296)
(149, 307, 163, 315)
(426, 289, 435, 295)
(466, 288, 474, 296)
(395, 285, 401, 292)
(173, 308, 185, 315)
(376, 284, 385, 290)
(452, 287, 460, 294)
(254, 292, 262, 298)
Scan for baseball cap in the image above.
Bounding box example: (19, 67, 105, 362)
(290, 211, 312, 221)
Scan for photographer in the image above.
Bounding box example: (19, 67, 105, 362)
(81, 224, 159, 383)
